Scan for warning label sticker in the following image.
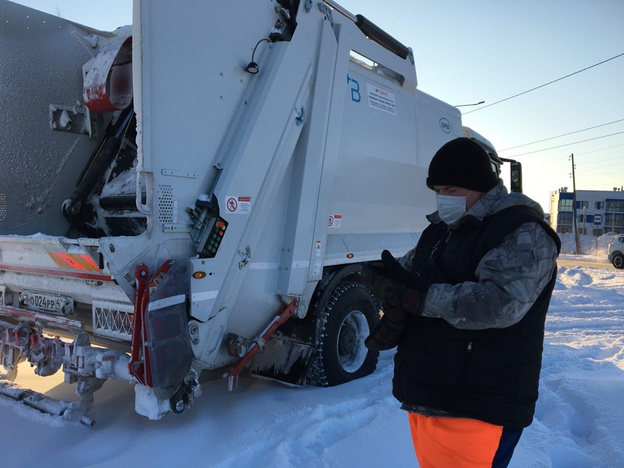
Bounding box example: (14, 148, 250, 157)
(226, 196, 251, 214)
(328, 214, 342, 229)
(367, 84, 397, 116)
(48, 252, 100, 271)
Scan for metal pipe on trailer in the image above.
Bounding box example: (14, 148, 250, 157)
(322, 0, 358, 22)
(322, 0, 411, 59)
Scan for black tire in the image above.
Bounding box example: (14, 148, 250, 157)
(308, 281, 380, 387)
(612, 252, 624, 269)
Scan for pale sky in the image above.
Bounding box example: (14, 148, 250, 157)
(11, 0, 624, 213)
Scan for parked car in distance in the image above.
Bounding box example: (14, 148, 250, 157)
(608, 235, 624, 269)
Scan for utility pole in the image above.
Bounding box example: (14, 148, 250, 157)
(570, 153, 582, 254)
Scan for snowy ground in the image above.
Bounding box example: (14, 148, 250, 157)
(1, 235, 623, 467)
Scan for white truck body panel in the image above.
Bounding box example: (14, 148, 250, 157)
(0, 0, 471, 419)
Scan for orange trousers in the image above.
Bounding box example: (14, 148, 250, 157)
(408, 413, 520, 468)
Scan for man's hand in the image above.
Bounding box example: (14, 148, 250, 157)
(361, 250, 428, 316)
(361, 250, 431, 349)
(360, 264, 403, 307)
(365, 315, 406, 351)
(402, 287, 424, 315)
(381, 250, 431, 292)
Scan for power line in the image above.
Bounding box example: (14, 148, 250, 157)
(498, 119, 624, 151)
(574, 143, 624, 156)
(510, 131, 624, 157)
(582, 161, 624, 174)
(463, 52, 624, 115)
(579, 155, 624, 166)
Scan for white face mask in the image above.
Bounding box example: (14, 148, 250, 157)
(436, 192, 470, 225)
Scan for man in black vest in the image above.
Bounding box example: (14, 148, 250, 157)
(361, 137, 560, 468)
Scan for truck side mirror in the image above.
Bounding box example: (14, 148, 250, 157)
(510, 161, 522, 193)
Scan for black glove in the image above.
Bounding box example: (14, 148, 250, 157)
(365, 315, 406, 351)
(380, 250, 431, 292)
(360, 264, 403, 307)
(361, 250, 428, 315)
(381, 250, 429, 314)
(362, 251, 433, 349)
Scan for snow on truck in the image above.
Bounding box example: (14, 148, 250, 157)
(0, 0, 518, 424)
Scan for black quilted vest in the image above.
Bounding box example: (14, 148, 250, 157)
(393, 205, 561, 428)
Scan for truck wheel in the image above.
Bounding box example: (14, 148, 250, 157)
(612, 252, 624, 269)
(308, 281, 380, 387)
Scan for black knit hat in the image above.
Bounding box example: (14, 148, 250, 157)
(426, 137, 499, 192)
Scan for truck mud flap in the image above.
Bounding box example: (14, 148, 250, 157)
(224, 300, 299, 390)
(247, 336, 315, 387)
(130, 260, 192, 400)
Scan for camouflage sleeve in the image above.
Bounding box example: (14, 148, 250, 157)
(398, 247, 416, 270)
(420, 222, 558, 330)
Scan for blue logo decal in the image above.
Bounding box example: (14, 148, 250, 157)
(347, 75, 361, 103)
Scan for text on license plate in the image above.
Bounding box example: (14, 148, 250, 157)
(20, 291, 74, 315)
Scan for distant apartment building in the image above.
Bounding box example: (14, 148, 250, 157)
(550, 189, 624, 236)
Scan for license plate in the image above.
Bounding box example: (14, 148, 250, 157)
(20, 291, 74, 315)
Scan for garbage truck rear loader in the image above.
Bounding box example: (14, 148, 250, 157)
(0, 0, 494, 422)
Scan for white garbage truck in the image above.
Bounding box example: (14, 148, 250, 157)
(0, 0, 517, 423)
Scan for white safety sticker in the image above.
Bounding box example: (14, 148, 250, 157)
(367, 84, 397, 116)
(328, 214, 342, 229)
(225, 196, 252, 214)
(313, 259, 322, 277)
(313, 241, 322, 278)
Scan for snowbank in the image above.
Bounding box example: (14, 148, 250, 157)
(558, 232, 618, 257)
